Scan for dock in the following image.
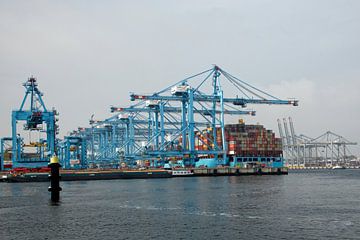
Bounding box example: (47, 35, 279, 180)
(0, 167, 287, 183)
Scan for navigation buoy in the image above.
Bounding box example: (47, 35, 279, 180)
(48, 155, 62, 203)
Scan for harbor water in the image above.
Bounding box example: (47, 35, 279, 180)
(0, 170, 359, 239)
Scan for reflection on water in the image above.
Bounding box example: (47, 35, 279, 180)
(0, 170, 359, 239)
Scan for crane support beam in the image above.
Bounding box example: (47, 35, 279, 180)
(130, 94, 298, 106)
(111, 106, 255, 116)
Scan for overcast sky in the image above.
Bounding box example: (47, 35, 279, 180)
(0, 0, 359, 154)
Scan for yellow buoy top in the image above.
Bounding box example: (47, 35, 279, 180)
(50, 155, 59, 164)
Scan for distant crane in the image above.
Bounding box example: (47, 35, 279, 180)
(278, 117, 358, 168)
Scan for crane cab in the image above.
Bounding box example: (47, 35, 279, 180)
(171, 84, 190, 96)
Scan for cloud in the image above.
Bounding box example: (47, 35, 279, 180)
(267, 78, 316, 104)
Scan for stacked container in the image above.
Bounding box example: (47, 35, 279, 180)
(221, 123, 282, 157)
(180, 120, 282, 158)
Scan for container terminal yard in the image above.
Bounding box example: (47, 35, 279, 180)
(0, 65, 357, 182)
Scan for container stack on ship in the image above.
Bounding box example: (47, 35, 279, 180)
(226, 120, 283, 167)
(193, 119, 284, 169)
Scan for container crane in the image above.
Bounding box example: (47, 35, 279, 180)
(129, 65, 298, 167)
(63, 65, 298, 169)
(280, 117, 358, 168)
(11, 77, 58, 168)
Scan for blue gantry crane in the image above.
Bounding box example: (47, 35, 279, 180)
(58, 65, 297, 169)
(11, 77, 59, 168)
(58, 136, 87, 169)
(124, 65, 297, 167)
(0, 137, 13, 170)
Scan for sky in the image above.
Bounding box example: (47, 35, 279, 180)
(0, 0, 359, 154)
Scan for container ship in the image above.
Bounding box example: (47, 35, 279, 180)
(174, 119, 284, 169)
(226, 120, 283, 167)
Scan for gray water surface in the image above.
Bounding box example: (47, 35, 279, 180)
(0, 170, 359, 240)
